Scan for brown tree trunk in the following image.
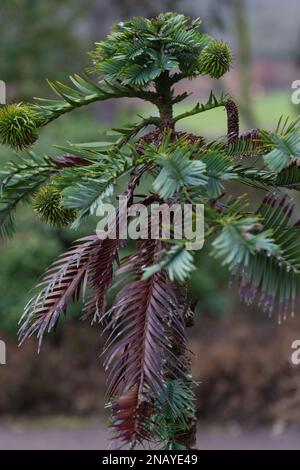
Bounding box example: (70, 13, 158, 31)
(232, 0, 256, 129)
(170, 282, 197, 450)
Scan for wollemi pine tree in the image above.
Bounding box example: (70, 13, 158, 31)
(1, 13, 300, 449)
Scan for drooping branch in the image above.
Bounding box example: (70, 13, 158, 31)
(103, 239, 188, 447)
(18, 235, 98, 350)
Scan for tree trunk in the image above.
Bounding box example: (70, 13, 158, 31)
(232, 0, 256, 129)
(171, 282, 197, 450)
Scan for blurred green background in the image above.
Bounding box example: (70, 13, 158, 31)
(1, 0, 300, 450)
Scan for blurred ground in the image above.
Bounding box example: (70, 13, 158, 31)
(1, 421, 300, 450)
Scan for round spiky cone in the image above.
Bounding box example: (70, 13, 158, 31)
(198, 40, 233, 79)
(0, 103, 38, 150)
(33, 185, 76, 227)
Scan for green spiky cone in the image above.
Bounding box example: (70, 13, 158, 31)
(32, 185, 77, 227)
(0, 103, 39, 150)
(198, 40, 233, 79)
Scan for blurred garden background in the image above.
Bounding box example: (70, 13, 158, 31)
(1, 0, 300, 449)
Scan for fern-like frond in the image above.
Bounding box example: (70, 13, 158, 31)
(233, 165, 274, 190)
(82, 237, 119, 325)
(18, 170, 143, 344)
(0, 153, 56, 238)
(51, 148, 134, 228)
(152, 378, 196, 450)
(109, 386, 153, 446)
(103, 239, 187, 447)
(202, 153, 237, 197)
(211, 216, 278, 270)
(212, 194, 300, 319)
(226, 136, 262, 159)
(274, 159, 300, 189)
(262, 129, 300, 173)
(153, 148, 207, 199)
(90, 13, 209, 87)
(62, 179, 114, 229)
(82, 166, 150, 323)
(0, 152, 56, 189)
(142, 244, 196, 283)
(18, 235, 98, 351)
(235, 194, 300, 319)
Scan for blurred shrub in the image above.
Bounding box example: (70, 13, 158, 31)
(191, 248, 232, 318)
(0, 325, 105, 415)
(0, 217, 61, 333)
(0, 0, 91, 100)
(191, 314, 300, 426)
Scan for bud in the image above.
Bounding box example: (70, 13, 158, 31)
(32, 185, 76, 227)
(198, 40, 233, 79)
(0, 103, 39, 150)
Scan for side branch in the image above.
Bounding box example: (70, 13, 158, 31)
(174, 92, 228, 124)
(32, 75, 159, 127)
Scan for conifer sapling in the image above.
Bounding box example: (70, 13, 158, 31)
(1, 12, 300, 450)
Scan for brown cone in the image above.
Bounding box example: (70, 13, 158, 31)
(225, 99, 240, 142)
